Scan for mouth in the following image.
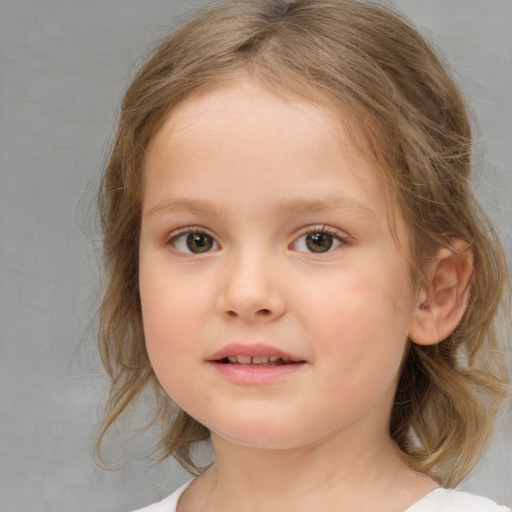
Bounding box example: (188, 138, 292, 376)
(207, 344, 306, 384)
(215, 355, 300, 366)
(207, 343, 306, 367)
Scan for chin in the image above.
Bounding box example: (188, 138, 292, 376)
(208, 419, 320, 451)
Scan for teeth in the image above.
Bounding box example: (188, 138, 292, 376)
(252, 355, 270, 364)
(224, 355, 289, 365)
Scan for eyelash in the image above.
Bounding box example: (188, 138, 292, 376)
(165, 225, 348, 255)
(292, 226, 348, 254)
(166, 227, 219, 255)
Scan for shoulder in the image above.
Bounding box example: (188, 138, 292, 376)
(126, 481, 192, 512)
(407, 488, 510, 512)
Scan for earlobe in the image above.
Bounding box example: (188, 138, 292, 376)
(408, 241, 473, 346)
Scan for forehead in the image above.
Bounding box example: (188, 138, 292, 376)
(148, 76, 384, 177)
(143, 77, 395, 224)
(149, 78, 340, 150)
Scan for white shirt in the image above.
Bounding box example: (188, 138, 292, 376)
(128, 481, 510, 511)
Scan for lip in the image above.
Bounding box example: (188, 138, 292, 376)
(207, 343, 303, 362)
(207, 343, 307, 385)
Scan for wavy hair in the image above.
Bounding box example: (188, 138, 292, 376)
(96, 0, 509, 485)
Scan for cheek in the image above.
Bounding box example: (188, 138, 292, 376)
(139, 265, 207, 375)
(305, 270, 412, 381)
(140, 254, 211, 331)
(140, 290, 206, 410)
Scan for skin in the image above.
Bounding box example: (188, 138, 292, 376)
(139, 77, 439, 511)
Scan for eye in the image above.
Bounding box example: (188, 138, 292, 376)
(293, 229, 345, 254)
(170, 230, 219, 254)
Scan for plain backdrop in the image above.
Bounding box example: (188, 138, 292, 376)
(1, 1, 511, 511)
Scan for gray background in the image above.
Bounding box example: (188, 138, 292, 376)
(1, 1, 511, 511)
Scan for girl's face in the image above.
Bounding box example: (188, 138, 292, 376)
(139, 78, 421, 450)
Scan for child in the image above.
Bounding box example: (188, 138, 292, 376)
(96, 0, 510, 510)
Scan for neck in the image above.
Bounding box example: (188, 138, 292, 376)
(180, 428, 437, 512)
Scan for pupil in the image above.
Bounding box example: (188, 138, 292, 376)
(306, 233, 333, 253)
(186, 233, 213, 253)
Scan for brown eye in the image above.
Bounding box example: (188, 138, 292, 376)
(292, 229, 344, 254)
(305, 232, 334, 253)
(186, 233, 214, 253)
(171, 231, 219, 254)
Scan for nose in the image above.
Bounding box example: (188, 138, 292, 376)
(216, 250, 287, 323)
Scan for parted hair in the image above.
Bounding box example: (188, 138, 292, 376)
(96, 0, 509, 486)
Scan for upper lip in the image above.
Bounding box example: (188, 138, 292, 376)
(207, 343, 304, 362)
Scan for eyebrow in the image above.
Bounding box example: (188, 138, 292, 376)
(145, 195, 377, 221)
(274, 196, 377, 221)
(146, 198, 223, 217)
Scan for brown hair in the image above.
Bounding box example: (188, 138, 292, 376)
(96, 0, 510, 486)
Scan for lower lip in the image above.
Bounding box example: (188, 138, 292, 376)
(207, 362, 306, 384)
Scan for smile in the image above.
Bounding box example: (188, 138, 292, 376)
(207, 344, 306, 384)
(208, 343, 304, 364)
(219, 355, 295, 366)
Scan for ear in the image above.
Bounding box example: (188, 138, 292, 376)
(408, 241, 473, 346)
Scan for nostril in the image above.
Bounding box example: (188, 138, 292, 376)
(257, 309, 271, 316)
(227, 310, 238, 318)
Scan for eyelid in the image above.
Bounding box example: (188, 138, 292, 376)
(163, 224, 349, 253)
(165, 226, 214, 241)
(165, 226, 220, 253)
(291, 225, 349, 253)
(297, 224, 349, 240)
